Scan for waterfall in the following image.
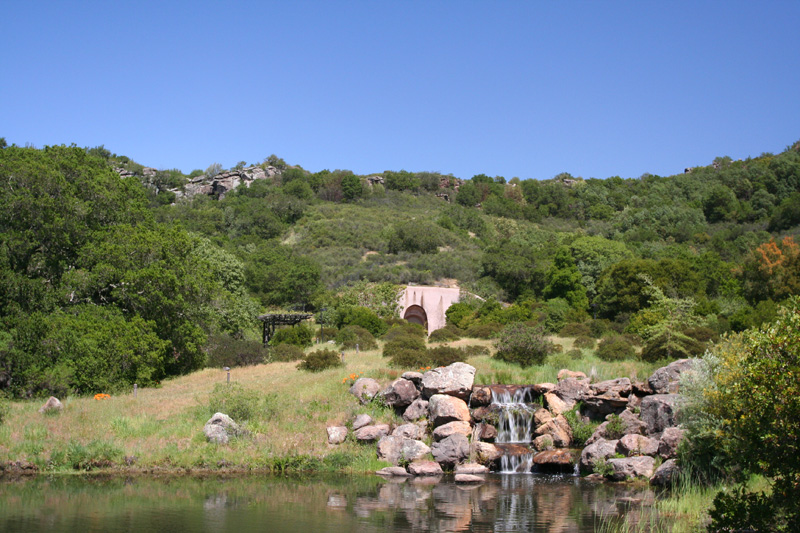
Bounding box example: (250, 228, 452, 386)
(492, 387, 537, 474)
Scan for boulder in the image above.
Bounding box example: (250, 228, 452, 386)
(381, 378, 420, 408)
(433, 421, 472, 441)
(402, 398, 429, 422)
(470, 405, 498, 423)
(616, 434, 659, 457)
(354, 424, 390, 442)
(454, 474, 484, 484)
(428, 394, 471, 427)
(38, 396, 63, 414)
(392, 423, 424, 440)
(533, 449, 575, 473)
(557, 369, 587, 381)
(408, 460, 443, 476)
(586, 410, 647, 444)
(590, 377, 632, 397)
(640, 394, 681, 436)
(203, 412, 242, 444)
(474, 442, 501, 465)
(658, 427, 685, 459)
(554, 377, 591, 404)
(648, 359, 695, 394)
(579, 438, 619, 473)
(533, 434, 556, 450)
(455, 463, 489, 475)
(401, 371, 424, 387)
(470, 386, 493, 406)
(431, 434, 470, 467)
(534, 414, 572, 447)
(533, 383, 556, 394)
(421, 362, 476, 400)
(401, 439, 431, 463)
(477, 423, 497, 441)
(533, 408, 553, 426)
(650, 458, 681, 486)
(376, 466, 411, 477)
(326, 426, 348, 444)
(607, 456, 656, 481)
(350, 378, 381, 404)
(352, 413, 373, 430)
(544, 392, 571, 415)
(377, 435, 431, 464)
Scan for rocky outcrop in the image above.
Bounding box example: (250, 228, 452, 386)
(648, 359, 695, 394)
(203, 413, 242, 444)
(381, 378, 419, 408)
(421, 362, 476, 400)
(327, 426, 348, 444)
(38, 396, 63, 414)
(350, 378, 381, 404)
(170, 166, 279, 201)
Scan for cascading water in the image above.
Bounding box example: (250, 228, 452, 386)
(492, 387, 537, 473)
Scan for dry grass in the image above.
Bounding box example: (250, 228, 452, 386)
(0, 335, 662, 473)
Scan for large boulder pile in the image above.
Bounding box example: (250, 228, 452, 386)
(167, 166, 280, 201)
(333, 359, 694, 484)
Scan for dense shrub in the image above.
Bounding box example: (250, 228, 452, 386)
(270, 324, 314, 348)
(383, 333, 427, 359)
(573, 336, 596, 349)
(545, 352, 572, 370)
(335, 306, 388, 337)
(335, 325, 377, 351)
(382, 322, 426, 341)
(559, 322, 591, 337)
(315, 327, 338, 343)
(205, 334, 269, 368)
(464, 322, 503, 339)
(206, 382, 265, 422)
(445, 302, 477, 329)
(389, 345, 466, 369)
(493, 323, 554, 367)
(297, 349, 343, 372)
(586, 319, 612, 338)
(428, 324, 462, 342)
(563, 406, 599, 446)
(640, 330, 704, 363)
(269, 344, 305, 362)
(595, 335, 637, 361)
(461, 344, 490, 358)
(0, 394, 9, 426)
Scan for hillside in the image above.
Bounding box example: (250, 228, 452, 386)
(1, 139, 799, 398)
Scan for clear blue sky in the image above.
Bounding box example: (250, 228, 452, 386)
(2, 1, 798, 180)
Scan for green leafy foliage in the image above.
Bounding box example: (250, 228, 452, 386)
(493, 323, 554, 367)
(298, 349, 343, 372)
(335, 325, 377, 351)
(205, 334, 269, 368)
(270, 324, 314, 348)
(206, 382, 270, 422)
(335, 306, 388, 337)
(595, 335, 637, 362)
(269, 343, 305, 362)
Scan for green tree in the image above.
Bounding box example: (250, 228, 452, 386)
(341, 174, 363, 201)
(543, 247, 589, 311)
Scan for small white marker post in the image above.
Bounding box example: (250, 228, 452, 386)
(133, 383, 137, 398)
(224, 366, 231, 385)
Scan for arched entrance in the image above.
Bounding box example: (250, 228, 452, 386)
(403, 304, 428, 328)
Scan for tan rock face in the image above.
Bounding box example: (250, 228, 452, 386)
(421, 362, 476, 400)
(616, 434, 659, 457)
(433, 421, 472, 441)
(428, 394, 471, 427)
(408, 460, 443, 476)
(474, 442, 501, 464)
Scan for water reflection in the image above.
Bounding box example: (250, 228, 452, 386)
(0, 473, 663, 532)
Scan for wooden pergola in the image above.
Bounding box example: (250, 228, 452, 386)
(258, 313, 313, 345)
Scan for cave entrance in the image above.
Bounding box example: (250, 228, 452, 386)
(403, 304, 428, 329)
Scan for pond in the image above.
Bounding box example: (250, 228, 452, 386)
(0, 473, 667, 532)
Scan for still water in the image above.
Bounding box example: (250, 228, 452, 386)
(0, 473, 665, 532)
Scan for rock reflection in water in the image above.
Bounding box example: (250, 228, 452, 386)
(0, 473, 664, 533)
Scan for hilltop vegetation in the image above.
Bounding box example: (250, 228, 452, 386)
(1, 139, 799, 398)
